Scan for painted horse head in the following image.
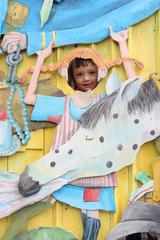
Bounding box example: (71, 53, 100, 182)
(19, 76, 160, 197)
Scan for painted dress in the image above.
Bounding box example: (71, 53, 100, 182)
(31, 94, 117, 211)
(0, 0, 159, 54)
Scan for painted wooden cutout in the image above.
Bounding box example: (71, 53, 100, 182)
(0, 25, 144, 240)
(1, 198, 53, 240)
(18, 76, 160, 196)
(129, 156, 160, 204)
(0, 0, 159, 54)
(14, 227, 78, 240)
(5, 47, 31, 145)
(5, 1, 29, 29)
(0, 77, 64, 133)
(0, 28, 135, 220)
(106, 202, 160, 240)
(128, 172, 153, 204)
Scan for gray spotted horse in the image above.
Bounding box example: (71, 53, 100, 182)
(18, 76, 160, 197)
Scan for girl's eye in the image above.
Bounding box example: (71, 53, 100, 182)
(90, 71, 96, 75)
(76, 73, 83, 77)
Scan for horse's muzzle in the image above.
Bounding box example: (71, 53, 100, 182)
(18, 167, 41, 197)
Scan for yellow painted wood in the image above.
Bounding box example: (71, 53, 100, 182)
(26, 129, 44, 150)
(0, 12, 160, 240)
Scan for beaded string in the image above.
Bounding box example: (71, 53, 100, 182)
(6, 83, 30, 144)
(6, 46, 31, 145)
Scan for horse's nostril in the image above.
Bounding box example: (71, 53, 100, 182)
(18, 171, 41, 197)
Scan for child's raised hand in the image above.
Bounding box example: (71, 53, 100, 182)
(36, 41, 53, 59)
(109, 26, 128, 43)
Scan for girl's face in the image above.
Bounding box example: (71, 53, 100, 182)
(72, 62, 98, 92)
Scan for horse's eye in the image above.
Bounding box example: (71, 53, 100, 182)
(99, 136, 104, 143)
(50, 161, 56, 167)
(86, 136, 93, 140)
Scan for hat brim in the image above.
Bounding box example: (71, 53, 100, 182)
(0, 134, 21, 157)
(107, 220, 160, 240)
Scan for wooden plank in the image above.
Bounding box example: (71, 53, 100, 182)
(26, 129, 44, 150)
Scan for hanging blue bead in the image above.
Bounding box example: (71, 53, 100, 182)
(7, 82, 31, 145)
(6, 46, 31, 145)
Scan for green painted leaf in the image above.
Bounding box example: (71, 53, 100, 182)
(14, 227, 78, 240)
(40, 0, 54, 28)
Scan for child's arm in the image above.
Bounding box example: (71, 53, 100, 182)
(109, 26, 135, 79)
(24, 43, 53, 105)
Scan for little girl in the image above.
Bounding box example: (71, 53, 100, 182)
(24, 27, 136, 240)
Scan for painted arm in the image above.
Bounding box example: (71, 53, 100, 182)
(1, 0, 159, 55)
(109, 26, 135, 79)
(24, 42, 53, 105)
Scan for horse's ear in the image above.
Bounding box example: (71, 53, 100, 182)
(120, 76, 142, 101)
(106, 71, 121, 94)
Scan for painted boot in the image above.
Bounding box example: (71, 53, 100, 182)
(81, 212, 101, 240)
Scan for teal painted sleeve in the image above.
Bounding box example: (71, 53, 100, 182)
(31, 95, 65, 121)
(0, 0, 8, 35)
(55, 0, 160, 47)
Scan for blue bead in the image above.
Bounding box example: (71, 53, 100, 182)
(26, 130, 30, 135)
(16, 127, 21, 132)
(12, 123, 17, 128)
(7, 113, 12, 118)
(22, 113, 27, 118)
(11, 87, 15, 92)
(22, 139, 26, 145)
(18, 134, 23, 139)
(10, 119, 15, 125)
(23, 121, 28, 126)
(24, 125, 29, 129)
(22, 103, 26, 108)
(7, 106, 11, 110)
(25, 129, 29, 134)
(9, 97, 13, 101)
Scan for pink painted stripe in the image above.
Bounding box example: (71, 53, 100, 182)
(128, 186, 153, 204)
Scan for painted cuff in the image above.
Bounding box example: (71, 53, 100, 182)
(26, 31, 42, 55)
(27, 31, 56, 55)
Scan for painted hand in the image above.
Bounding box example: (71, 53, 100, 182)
(37, 41, 53, 60)
(109, 26, 128, 43)
(1, 32, 27, 53)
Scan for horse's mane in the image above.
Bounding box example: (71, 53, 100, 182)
(128, 79, 160, 114)
(80, 89, 119, 129)
(80, 80, 160, 129)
